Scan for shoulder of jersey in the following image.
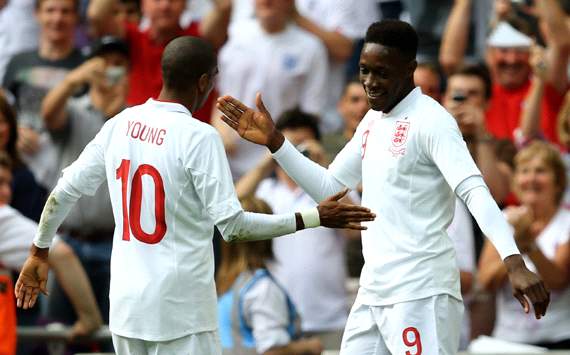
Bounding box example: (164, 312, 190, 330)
(415, 94, 455, 124)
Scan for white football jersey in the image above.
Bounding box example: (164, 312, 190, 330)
(329, 88, 481, 305)
(58, 99, 244, 341)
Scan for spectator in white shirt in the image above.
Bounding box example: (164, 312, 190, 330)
(0, 151, 102, 339)
(213, 0, 328, 179)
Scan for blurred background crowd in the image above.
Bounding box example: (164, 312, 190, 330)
(0, 0, 569, 354)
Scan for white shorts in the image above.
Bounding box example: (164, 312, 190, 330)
(112, 330, 221, 355)
(340, 294, 463, 355)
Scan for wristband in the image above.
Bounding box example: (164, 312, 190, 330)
(300, 208, 320, 228)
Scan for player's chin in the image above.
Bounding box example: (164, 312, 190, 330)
(367, 96, 388, 112)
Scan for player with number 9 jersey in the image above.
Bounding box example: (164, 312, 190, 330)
(14, 37, 376, 354)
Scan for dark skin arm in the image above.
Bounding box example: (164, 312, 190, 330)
(15, 244, 49, 309)
(219, 93, 550, 319)
(480, 242, 550, 320)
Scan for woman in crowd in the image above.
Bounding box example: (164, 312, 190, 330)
(478, 141, 570, 349)
(0, 90, 46, 221)
(217, 197, 323, 355)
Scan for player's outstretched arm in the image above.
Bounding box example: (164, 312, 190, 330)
(218, 93, 352, 202)
(220, 189, 374, 243)
(457, 176, 550, 319)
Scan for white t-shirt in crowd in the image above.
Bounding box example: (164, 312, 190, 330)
(494, 208, 570, 344)
(242, 275, 293, 354)
(0, 205, 38, 270)
(448, 199, 476, 275)
(295, 0, 376, 133)
(226, 0, 376, 133)
(0, 0, 38, 82)
(256, 178, 348, 332)
(218, 20, 328, 178)
(57, 99, 246, 341)
(329, 87, 482, 306)
(447, 198, 476, 350)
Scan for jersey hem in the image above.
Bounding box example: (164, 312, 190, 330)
(109, 324, 218, 342)
(355, 287, 462, 307)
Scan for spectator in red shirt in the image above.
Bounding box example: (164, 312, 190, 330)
(439, 0, 569, 144)
(485, 19, 566, 144)
(87, 0, 228, 122)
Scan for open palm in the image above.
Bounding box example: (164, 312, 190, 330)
(217, 93, 276, 146)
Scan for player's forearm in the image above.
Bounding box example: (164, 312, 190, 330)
(219, 206, 324, 242)
(218, 210, 297, 242)
(33, 182, 81, 249)
(272, 139, 344, 202)
(456, 176, 520, 259)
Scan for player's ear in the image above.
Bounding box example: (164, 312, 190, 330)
(198, 73, 209, 94)
(407, 59, 417, 78)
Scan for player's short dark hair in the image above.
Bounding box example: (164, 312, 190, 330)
(364, 20, 418, 61)
(161, 36, 216, 93)
(450, 63, 493, 100)
(275, 108, 321, 141)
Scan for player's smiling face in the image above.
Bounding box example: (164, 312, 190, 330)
(359, 43, 415, 113)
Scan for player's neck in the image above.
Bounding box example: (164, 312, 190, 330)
(385, 82, 415, 113)
(157, 89, 196, 113)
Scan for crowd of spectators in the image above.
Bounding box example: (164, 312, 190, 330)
(0, 0, 569, 354)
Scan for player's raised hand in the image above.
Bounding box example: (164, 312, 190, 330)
(217, 93, 286, 152)
(15, 246, 50, 310)
(317, 189, 376, 230)
(504, 254, 550, 319)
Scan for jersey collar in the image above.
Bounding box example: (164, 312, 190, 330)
(147, 98, 192, 116)
(383, 87, 422, 118)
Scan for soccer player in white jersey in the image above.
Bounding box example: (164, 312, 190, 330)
(13, 36, 376, 355)
(217, 20, 551, 354)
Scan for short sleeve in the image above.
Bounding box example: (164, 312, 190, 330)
(184, 130, 242, 224)
(59, 122, 108, 196)
(419, 110, 481, 191)
(242, 277, 292, 354)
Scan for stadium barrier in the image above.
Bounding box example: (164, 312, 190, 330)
(17, 325, 112, 355)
